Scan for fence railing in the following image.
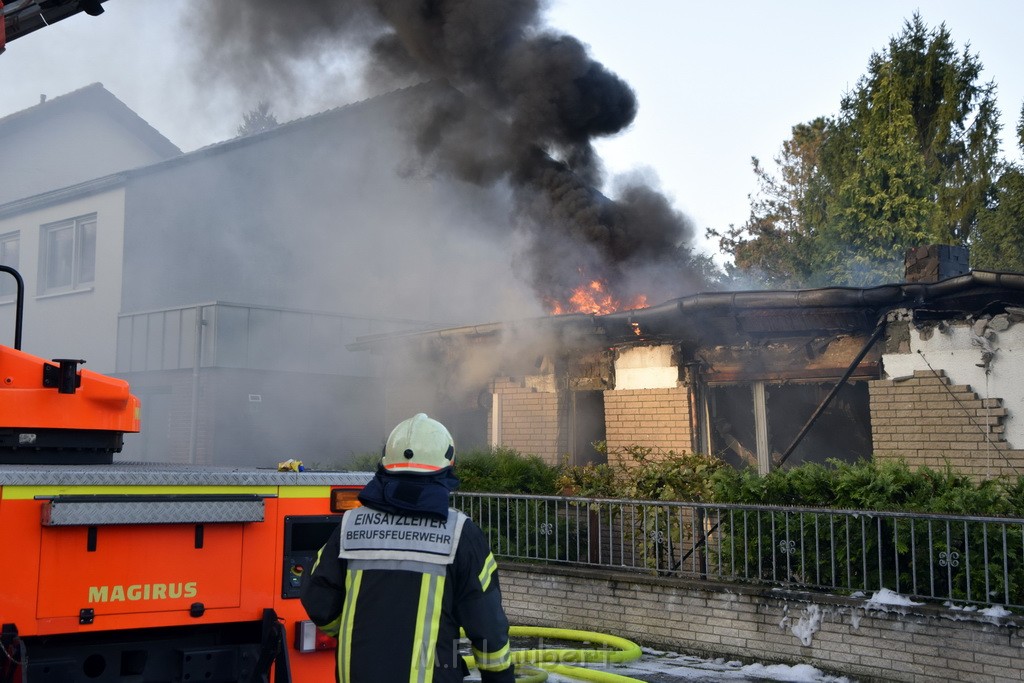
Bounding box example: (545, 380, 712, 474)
(451, 492, 1024, 610)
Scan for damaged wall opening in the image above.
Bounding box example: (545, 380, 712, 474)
(706, 381, 872, 473)
(566, 390, 605, 467)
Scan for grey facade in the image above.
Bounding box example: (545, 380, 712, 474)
(1, 83, 541, 466)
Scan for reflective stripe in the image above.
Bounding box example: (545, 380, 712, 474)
(1, 485, 276, 500)
(310, 543, 326, 574)
(384, 462, 443, 471)
(310, 545, 342, 637)
(338, 568, 362, 683)
(478, 552, 498, 592)
(472, 641, 511, 672)
(410, 573, 445, 683)
(277, 485, 332, 498)
(347, 558, 446, 576)
(319, 614, 343, 639)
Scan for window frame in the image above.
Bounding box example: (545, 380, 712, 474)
(0, 231, 20, 302)
(38, 213, 97, 296)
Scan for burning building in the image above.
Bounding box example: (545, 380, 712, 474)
(353, 249, 1024, 479)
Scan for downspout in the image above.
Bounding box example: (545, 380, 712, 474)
(776, 315, 887, 468)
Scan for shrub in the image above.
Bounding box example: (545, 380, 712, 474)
(454, 447, 562, 495)
(559, 443, 724, 502)
(343, 451, 382, 472)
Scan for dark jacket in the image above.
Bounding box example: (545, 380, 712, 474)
(300, 468, 515, 683)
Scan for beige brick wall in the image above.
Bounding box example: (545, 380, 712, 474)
(489, 377, 563, 464)
(501, 564, 1022, 683)
(604, 387, 692, 464)
(870, 369, 1024, 478)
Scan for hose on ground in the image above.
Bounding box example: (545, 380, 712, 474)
(463, 626, 645, 683)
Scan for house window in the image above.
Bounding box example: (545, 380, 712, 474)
(39, 214, 96, 295)
(0, 232, 19, 301)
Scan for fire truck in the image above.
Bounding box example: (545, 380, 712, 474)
(0, 265, 369, 681)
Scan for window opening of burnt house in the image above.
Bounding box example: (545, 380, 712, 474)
(706, 380, 872, 473)
(565, 350, 610, 467)
(566, 389, 605, 466)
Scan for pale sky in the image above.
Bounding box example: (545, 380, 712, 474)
(1, 1, 1021, 261)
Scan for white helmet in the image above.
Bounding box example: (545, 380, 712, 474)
(382, 413, 455, 474)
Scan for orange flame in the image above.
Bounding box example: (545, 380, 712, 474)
(547, 278, 648, 315)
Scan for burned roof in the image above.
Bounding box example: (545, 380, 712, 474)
(602, 271, 1024, 344)
(349, 270, 1024, 352)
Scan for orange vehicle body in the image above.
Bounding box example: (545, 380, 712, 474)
(0, 469, 366, 682)
(0, 267, 365, 682)
(0, 344, 141, 433)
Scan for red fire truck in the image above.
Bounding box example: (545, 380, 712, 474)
(0, 266, 367, 681)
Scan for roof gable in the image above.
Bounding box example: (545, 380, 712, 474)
(0, 82, 181, 158)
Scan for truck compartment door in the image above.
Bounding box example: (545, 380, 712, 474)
(35, 495, 263, 619)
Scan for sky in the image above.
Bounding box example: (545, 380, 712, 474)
(1, 1, 1021, 263)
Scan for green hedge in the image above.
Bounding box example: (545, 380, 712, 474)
(453, 446, 1024, 517)
(340, 443, 1024, 518)
(709, 457, 1021, 515)
(452, 447, 563, 494)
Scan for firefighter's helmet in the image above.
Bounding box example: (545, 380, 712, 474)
(382, 413, 455, 473)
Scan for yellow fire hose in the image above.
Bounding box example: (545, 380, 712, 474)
(463, 625, 645, 683)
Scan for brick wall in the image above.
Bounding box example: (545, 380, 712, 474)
(501, 564, 1023, 682)
(604, 387, 692, 464)
(490, 377, 563, 464)
(869, 369, 1024, 478)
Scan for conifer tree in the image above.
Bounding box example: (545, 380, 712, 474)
(713, 14, 1006, 286)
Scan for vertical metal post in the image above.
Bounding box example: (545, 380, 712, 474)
(0, 265, 25, 349)
(188, 305, 204, 465)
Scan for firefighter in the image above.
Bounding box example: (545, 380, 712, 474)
(301, 413, 516, 682)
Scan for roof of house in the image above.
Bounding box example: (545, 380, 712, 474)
(0, 82, 181, 158)
(122, 80, 449, 178)
(0, 81, 453, 217)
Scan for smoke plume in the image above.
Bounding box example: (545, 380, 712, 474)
(188, 0, 706, 309)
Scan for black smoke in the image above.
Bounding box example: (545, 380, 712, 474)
(188, 0, 707, 309)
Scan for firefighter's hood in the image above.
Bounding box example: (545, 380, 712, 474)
(357, 464, 460, 520)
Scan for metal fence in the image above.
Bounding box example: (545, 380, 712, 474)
(451, 492, 1024, 610)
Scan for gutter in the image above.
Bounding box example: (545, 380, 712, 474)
(599, 271, 1024, 338)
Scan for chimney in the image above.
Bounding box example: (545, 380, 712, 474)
(904, 245, 969, 283)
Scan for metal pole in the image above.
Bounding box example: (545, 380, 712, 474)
(0, 266, 24, 350)
(776, 317, 887, 467)
(188, 305, 204, 465)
